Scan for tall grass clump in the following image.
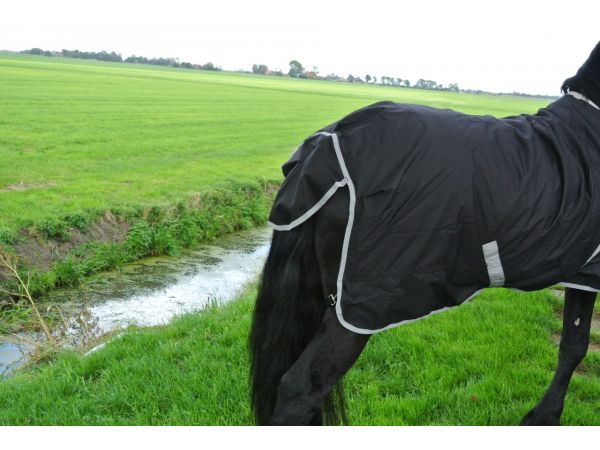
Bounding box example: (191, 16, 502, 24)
(0, 228, 17, 246)
(35, 218, 70, 241)
(124, 222, 154, 257)
(64, 214, 90, 231)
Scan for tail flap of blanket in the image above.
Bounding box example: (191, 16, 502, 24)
(268, 133, 346, 230)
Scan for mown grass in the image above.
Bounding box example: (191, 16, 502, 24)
(0, 287, 598, 425)
(0, 53, 550, 232)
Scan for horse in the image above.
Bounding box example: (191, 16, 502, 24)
(249, 41, 600, 426)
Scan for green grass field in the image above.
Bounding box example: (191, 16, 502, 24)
(0, 287, 598, 425)
(2, 54, 598, 425)
(0, 53, 549, 231)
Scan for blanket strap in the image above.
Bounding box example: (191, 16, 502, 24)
(568, 91, 600, 110)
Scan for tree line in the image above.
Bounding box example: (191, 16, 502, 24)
(252, 59, 461, 92)
(250, 59, 554, 98)
(19, 48, 555, 98)
(21, 48, 221, 71)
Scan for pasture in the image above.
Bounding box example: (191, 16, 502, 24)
(1, 54, 599, 425)
(0, 53, 547, 232)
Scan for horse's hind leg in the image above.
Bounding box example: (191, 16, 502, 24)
(521, 287, 596, 425)
(269, 307, 369, 425)
(269, 189, 369, 425)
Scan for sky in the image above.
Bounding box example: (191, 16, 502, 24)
(1, 0, 599, 95)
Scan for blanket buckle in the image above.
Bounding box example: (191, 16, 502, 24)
(327, 293, 337, 307)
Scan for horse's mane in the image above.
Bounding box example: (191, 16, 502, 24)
(561, 41, 600, 105)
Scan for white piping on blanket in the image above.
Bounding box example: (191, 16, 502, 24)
(568, 91, 600, 110)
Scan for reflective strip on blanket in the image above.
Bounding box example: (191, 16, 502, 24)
(482, 241, 505, 287)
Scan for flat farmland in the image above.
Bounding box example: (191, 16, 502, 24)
(0, 54, 549, 231)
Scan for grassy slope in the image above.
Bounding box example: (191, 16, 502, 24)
(0, 54, 549, 231)
(0, 287, 598, 425)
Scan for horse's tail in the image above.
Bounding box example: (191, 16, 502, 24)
(249, 219, 346, 425)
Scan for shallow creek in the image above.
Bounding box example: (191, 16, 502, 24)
(0, 227, 272, 376)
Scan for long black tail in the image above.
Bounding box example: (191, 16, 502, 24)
(249, 219, 346, 425)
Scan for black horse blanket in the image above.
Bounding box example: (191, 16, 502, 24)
(268, 93, 600, 334)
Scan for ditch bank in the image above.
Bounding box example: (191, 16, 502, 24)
(0, 226, 271, 377)
(0, 179, 277, 334)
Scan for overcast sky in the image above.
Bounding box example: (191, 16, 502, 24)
(1, 0, 599, 95)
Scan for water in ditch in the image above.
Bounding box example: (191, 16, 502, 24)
(0, 226, 272, 377)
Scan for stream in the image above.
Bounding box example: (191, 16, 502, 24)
(0, 226, 272, 377)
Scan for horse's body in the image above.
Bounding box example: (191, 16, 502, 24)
(268, 97, 600, 334)
(249, 41, 600, 425)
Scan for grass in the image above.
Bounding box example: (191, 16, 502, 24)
(0, 53, 550, 232)
(0, 287, 598, 425)
(2, 54, 595, 425)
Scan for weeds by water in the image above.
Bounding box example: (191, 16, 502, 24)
(0, 251, 54, 343)
(0, 249, 102, 371)
(0, 179, 274, 332)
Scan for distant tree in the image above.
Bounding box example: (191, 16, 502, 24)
(95, 51, 122, 62)
(288, 60, 305, 78)
(323, 73, 343, 81)
(396, 78, 402, 86)
(448, 83, 460, 92)
(180, 62, 193, 69)
(201, 62, 219, 71)
(415, 79, 438, 90)
(347, 74, 355, 83)
(403, 79, 410, 88)
(373, 76, 377, 84)
(252, 64, 269, 75)
(61, 49, 78, 58)
(125, 55, 148, 64)
(365, 74, 372, 83)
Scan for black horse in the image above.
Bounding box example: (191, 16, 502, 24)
(250, 41, 600, 425)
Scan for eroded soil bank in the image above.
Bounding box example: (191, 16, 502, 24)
(0, 180, 276, 333)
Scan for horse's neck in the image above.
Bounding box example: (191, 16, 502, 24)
(579, 43, 600, 106)
(562, 42, 600, 107)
